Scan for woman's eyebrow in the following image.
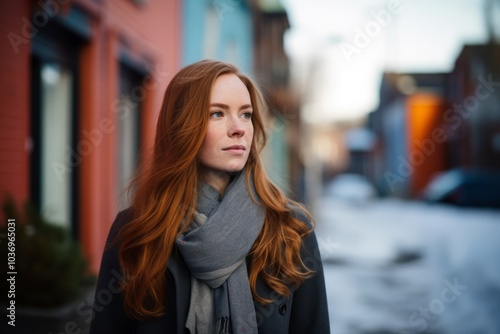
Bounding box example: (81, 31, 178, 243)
(209, 103, 229, 109)
(210, 103, 252, 110)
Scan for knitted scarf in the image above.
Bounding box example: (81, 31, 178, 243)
(176, 170, 265, 334)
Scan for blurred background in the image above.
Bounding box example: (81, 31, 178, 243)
(1, 0, 500, 333)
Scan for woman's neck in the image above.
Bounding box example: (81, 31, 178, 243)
(200, 167, 231, 195)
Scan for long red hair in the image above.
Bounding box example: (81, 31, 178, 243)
(118, 60, 314, 320)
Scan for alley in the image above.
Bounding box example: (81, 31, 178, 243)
(317, 195, 500, 334)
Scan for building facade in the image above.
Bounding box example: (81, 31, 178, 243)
(371, 43, 500, 198)
(0, 0, 181, 272)
(251, 0, 302, 198)
(371, 72, 449, 197)
(446, 44, 500, 170)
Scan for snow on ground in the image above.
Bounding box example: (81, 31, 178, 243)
(316, 196, 500, 334)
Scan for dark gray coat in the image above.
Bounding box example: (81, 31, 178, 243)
(90, 209, 330, 334)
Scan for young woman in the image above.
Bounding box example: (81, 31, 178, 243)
(90, 60, 330, 334)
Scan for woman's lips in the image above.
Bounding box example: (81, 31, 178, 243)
(223, 145, 246, 154)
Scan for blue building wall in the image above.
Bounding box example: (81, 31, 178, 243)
(268, 117, 289, 194)
(182, 0, 253, 74)
(382, 98, 409, 197)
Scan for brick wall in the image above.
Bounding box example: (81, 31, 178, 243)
(0, 1, 31, 216)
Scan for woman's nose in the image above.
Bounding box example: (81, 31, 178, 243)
(228, 116, 245, 137)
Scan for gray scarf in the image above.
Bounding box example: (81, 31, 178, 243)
(176, 171, 265, 334)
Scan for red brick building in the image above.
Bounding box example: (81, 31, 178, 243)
(0, 0, 181, 272)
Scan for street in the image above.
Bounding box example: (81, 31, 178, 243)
(316, 195, 500, 334)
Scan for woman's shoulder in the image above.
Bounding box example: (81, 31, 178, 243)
(286, 200, 314, 229)
(114, 208, 134, 227)
(113, 207, 133, 228)
(285, 201, 322, 260)
(104, 208, 134, 247)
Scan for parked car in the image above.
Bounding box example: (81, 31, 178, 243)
(421, 168, 500, 208)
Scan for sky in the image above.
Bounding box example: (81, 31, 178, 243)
(282, 0, 499, 124)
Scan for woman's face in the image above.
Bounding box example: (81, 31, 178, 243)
(198, 74, 254, 174)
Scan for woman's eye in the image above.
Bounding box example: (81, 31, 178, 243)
(242, 112, 253, 119)
(210, 111, 223, 118)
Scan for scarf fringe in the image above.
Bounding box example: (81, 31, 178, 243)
(216, 316, 231, 334)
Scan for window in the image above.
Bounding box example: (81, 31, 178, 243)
(116, 63, 143, 208)
(39, 63, 74, 226)
(30, 11, 86, 237)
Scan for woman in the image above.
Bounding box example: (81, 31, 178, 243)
(90, 60, 330, 334)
